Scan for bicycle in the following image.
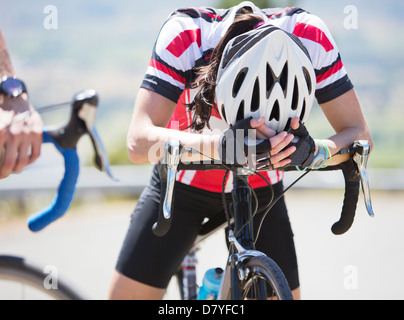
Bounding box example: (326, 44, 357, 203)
(0, 89, 117, 300)
(154, 138, 375, 300)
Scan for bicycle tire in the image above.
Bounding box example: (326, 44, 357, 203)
(0, 255, 84, 300)
(235, 255, 293, 300)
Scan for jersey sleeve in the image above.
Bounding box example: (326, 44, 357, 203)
(291, 11, 354, 104)
(141, 14, 202, 104)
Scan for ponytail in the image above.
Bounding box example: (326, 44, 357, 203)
(189, 13, 265, 132)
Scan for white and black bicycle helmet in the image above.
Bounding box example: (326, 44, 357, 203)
(215, 24, 316, 133)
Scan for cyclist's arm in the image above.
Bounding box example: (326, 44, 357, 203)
(0, 28, 42, 178)
(127, 88, 216, 164)
(127, 88, 296, 166)
(290, 13, 372, 165)
(317, 88, 373, 164)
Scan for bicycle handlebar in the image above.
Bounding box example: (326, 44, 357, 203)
(317, 140, 374, 235)
(27, 89, 117, 232)
(152, 140, 374, 237)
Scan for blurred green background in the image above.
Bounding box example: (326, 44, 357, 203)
(1, 0, 403, 168)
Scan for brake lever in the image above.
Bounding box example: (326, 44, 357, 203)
(87, 126, 119, 181)
(162, 140, 182, 219)
(73, 89, 118, 181)
(351, 140, 374, 217)
(152, 140, 182, 236)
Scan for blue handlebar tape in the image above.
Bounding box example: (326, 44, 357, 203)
(27, 131, 80, 232)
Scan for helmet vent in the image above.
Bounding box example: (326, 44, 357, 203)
(279, 62, 288, 94)
(251, 78, 260, 112)
(302, 67, 312, 95)
(291, 77, 299, 111)
(236, 100, 245, 122)
(266, 63, 275, 98)
(269, 100, 280, 121)
(300, 100, 306, 121)
(232, 67, 248, 98)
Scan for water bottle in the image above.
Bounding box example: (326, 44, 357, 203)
(197, 267, 224, 300)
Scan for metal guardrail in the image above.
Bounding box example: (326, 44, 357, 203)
(0, 164, 403, 202)
(0, 165, 152, 200)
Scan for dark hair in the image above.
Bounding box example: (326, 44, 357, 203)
(188, 13, 264, 132)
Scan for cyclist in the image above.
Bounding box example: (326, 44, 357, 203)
(0, 28, 43, 179)
(109, 2, 372, 300)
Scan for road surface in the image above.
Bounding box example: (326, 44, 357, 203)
(0, 189, 403, 300)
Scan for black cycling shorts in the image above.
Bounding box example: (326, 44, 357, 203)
(115, 166, 299, 290)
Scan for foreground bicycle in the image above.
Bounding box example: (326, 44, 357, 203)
(0, 89, 117, 300)
(155, 139, 375, 300)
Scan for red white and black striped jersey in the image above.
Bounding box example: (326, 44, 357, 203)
(141, 1, 353, 193)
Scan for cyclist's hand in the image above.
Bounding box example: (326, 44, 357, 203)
(250, 117, 296, 169)
(219, 117, 295, 169)
(0, 95, 43, 179)
(281, 117, 315, 169)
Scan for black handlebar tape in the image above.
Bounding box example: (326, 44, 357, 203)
(330, 160, 360, 235)
(291, 156, 361, 235)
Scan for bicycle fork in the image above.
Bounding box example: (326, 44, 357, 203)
(219, 175, 267, 300)
(217, 230, 268, 300)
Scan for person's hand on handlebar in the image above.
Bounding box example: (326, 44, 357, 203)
(219, 116, 296, 170)
(281, 117, 316, 170)
(0, 94, 43, 178)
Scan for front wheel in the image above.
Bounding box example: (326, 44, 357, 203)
(222, 255, 293, 300)
(242, 255, 293, 300)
